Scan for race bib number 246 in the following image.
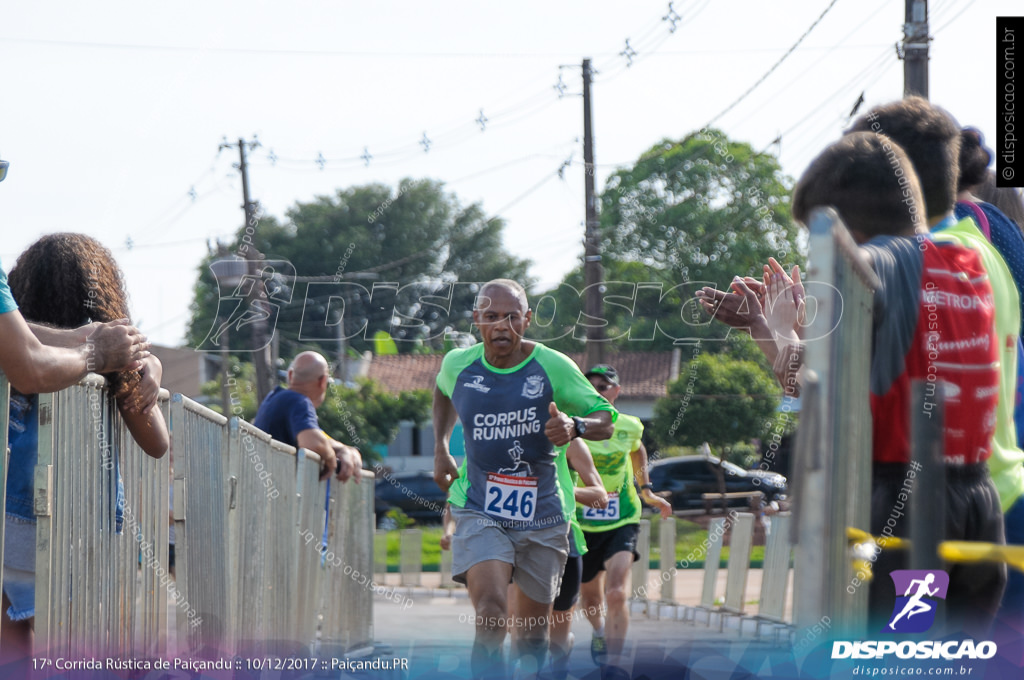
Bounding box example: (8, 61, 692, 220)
(485, 473, 537, 521)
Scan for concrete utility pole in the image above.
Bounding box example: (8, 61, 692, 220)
(220, 136, 275, 405)
(582, 58, 606, 370)
(903, 0, 929, 99)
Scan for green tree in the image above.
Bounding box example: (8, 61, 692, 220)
(317, 379, 432, 459)
(186, 179, 532, 357)
(651, 352, 779, 463)
(531, 130, 801, 353)
(601, 129, 799, 283)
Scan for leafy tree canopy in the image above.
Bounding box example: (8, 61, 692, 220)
(186, 179, 532, 358)
(601, 129, 799, 283)
(532, 130, 802, 353)
(651, 352, 780, 460)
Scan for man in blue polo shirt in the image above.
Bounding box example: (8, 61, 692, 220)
(253, 350, 362, 482)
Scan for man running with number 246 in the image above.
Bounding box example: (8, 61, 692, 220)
(433, 279, 616, 678)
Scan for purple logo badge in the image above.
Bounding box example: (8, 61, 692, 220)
(885, 570, 949, 634)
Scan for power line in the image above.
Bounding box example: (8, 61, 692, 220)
(765, 46, 893, 148)
(133, 4, 690, 219)
(701, 0, 844, 130)
(933, 0, 979, 35)
(234, 3, 687, 173)
(723, 0, 892, 134)
(778, 52, 896, 164)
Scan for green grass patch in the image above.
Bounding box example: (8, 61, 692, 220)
(374, 518, 779, 572)
(376, 526, 446, 573)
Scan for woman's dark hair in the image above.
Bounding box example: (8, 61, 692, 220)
(958, 127, 993, 191)
(8, 233, 139, 396)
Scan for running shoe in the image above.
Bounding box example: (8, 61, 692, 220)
(590, 633, 608, 666)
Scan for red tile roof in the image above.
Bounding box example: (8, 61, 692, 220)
(366, 350, 678, 399)
(366, 354, 444, 395)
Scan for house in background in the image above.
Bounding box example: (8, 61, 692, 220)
(360, 349, 681, 473)
(150, 344, 221, 401)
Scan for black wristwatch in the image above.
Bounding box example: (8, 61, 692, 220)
(571, 416, 587, 439)
(640, 483, 654, 491)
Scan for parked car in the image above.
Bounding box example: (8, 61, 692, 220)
(647, 455, 787, 512)
(374, 470, 447, 527)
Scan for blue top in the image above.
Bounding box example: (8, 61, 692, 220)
(252, 386, 320, 448)
(956, 200, 1024, 337)
(955, 200, 1024, 448)
(0, 259, 18, 314)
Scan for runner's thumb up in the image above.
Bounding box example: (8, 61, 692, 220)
(549, 401, 560, 418)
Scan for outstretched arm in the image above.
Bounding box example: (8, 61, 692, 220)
(28, 321, 98, 347)
(0, 313, 149, 394)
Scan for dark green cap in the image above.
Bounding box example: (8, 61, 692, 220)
(585, 364, 619, 385)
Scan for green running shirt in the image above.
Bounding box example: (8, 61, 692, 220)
(576, 413, 644, 532)
(437, 342, 615, 530)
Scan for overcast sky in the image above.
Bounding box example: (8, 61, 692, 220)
(0, 0, 1015, 346)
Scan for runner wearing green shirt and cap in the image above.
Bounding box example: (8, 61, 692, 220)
(577, 364, 673, 676)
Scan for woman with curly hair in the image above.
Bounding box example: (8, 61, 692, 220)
(1, 233, 169, 662)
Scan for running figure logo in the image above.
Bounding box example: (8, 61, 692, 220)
(885, 570, 949, 633)
(497, 440, 533, 477)
(196, 260, 295, 351)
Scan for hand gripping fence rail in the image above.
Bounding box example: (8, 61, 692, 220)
(0, 373, 374, 659)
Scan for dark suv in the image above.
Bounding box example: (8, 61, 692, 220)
(647, 455, 787, 511)
(374, 470, 447, 526)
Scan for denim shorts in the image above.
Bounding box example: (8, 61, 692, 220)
(2, 514, 37, 621)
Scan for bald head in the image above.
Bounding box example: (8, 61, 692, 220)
(287, 351, 331, 406)
(475, 278, 528, 314)
(289, 351, 329, 384)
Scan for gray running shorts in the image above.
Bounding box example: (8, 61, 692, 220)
(450, 506, 569, 604)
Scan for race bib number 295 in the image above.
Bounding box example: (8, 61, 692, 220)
(485, 473, 537, 521)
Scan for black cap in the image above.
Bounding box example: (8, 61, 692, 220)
(584, 364, 619, 385)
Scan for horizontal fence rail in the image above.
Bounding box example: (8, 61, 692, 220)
(1, 374, 374, 660)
